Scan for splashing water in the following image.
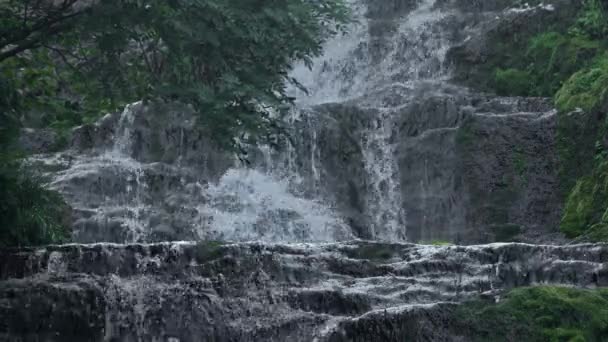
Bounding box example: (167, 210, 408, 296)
(283, 0, 452, 240)
(199, 169, 354, 242)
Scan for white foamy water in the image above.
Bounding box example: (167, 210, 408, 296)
(288, 0, 370, 104)
(198, 169, 354, 242)
(283, 0, 452, 241)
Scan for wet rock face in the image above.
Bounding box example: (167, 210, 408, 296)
(393, 89, 562, 243)
(457, 99, 562, 244)
(0, 278, 106, 342)
(27, 102, 234, 243)
(0, 242, 607, 341)
(18, 128, 62, 154)
(25, 0, 574, 244)
(447, 0, 583, 87)
(69, 102, 233, 177)
(275, 0, 576, 243)
(291, 85, 561, 243)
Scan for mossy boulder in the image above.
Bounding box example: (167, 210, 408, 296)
(456, 286, 608, 342)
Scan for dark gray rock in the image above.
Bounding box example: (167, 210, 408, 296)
(18, 128, 62, 154)
(447, 0, 583, 87)
(0, 241, 606, 341)
(393, 90, 563, 243)
(29, 102, 234, 243)
(0, 277, 105, 342)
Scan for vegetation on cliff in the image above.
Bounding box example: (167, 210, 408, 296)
(0, 0, 348, 246)
(457, 286, 608, 341)
(0, 73, 70, 247)
(462, 0, 608, 241)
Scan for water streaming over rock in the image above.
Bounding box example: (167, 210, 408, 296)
(30, 0, 454, 244)
(23, 0, 566, 244)
(2, 241, 607, 341)
(4, 0, 599, 340)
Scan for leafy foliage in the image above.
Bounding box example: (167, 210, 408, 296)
(560, 155, 608, 239)
(556, 109, 603, 197)
(555, 55, 608, 113)
(1, 0, 350, 147)
(493, 68, 532, 96)
(572, 0, 608, 38)
(478, 0, 607, 99)
(0, 0, 349, 246)
(456, 286, 608, 342)
(552, 1, 608, 241)
(0, 170, 71, 248)
(0, 72, 70, 247)
(491, 32, 602, 98)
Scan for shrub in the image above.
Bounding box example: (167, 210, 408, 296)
(493, 68, 532, 96)
(0, 78, 70, 247)
(555, 55, 608, 113)
(457, 286, 608, 341)
(527, 32, 601, 96)
(560, 159, 608, 239)
(0, 170, 71, 247)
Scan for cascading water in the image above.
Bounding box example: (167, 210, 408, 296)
(27, 0, 459, 244)
(6, 0, 605, 341)
(27, 0, 563, 247)
(198, 169, 354, 242)
(285, 0, 453, 241)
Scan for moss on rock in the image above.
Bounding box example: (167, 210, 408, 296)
(456, 286, 608, 342)
(555, 55, 608, 113)
(560, 159, 608, 239)
(452, 0, 608, 242)
(344, 243, 396, 261)
(194, 240, 225, 263)
(493, 68, 533, 96)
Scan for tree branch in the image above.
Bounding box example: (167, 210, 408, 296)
(0, 19, 75, 62)
(0, 1, 81, 52)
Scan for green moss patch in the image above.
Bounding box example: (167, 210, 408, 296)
(194, 240, 225, 263)
(344, 243, 396, 262)
(456, 286, 608, 342)
(555, 55, 608, 113)
(493, 68, 533, 96)
(560, 159, 608, 239)
(491, 223, 522, 241)
(419, 240, 453, 246)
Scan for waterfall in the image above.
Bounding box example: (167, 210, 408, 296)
(31, 0, 559, 245)
(198, 169, 353, 242)
(195, 0, 455, 243)
(283, 0, 452, 241)
(30, 0, 461, 244)
(10, 0, 601, 340)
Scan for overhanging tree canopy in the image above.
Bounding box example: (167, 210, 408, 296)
(0, 0, 349, 146)
(0, 0, 349, 247)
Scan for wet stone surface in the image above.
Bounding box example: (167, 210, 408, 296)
(1, 241, 607, 341)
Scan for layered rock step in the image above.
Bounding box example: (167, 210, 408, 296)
(1, 241, 606, 341)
